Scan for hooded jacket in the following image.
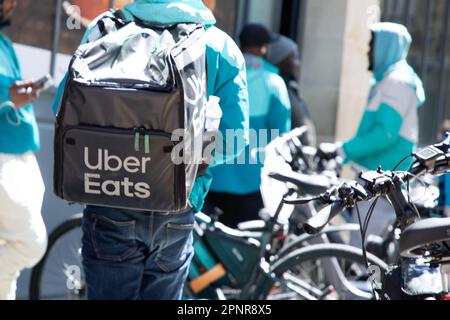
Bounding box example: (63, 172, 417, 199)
(53, 0, 249, 212)
(0, 17, 40, 155)
(343, 22, 425, 171)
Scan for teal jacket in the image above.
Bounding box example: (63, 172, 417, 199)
(343, 22, 425, 171)
(210, 54, 291, 195)
(445, 175, 450, 207)
(439, 175, 450, 208)
(0, 31, 40, 154)
(53, 0, 249, 212)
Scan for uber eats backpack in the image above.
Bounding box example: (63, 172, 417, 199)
(54, 10, 214, 212)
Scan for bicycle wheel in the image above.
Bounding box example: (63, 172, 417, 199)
(260, 243, 389, 300)
(278, 224, 361, 259)
(29, 213, 84, 300)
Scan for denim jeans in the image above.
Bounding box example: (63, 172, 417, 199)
(81, 205, 195, 300)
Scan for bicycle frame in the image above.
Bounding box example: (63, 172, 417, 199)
(187, 189, 339, 300)
(380, 175, 447, 298)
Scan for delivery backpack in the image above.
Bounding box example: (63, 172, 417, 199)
(54, 10, 213, 212)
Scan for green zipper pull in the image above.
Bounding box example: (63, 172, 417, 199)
(134, 132, 140, 152)
(144, 134, 150, 154)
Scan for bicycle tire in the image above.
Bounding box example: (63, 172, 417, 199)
(257, 243, 389, 300)
(29, 213, 83, 300)
(277, 224, 361, 259)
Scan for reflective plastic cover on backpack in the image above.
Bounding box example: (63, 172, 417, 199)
(54, 13, 209, 212)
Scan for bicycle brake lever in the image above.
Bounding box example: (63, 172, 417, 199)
(350, 181, 369, 200)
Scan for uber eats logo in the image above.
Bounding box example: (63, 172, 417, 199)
(83, 147, 151, 199)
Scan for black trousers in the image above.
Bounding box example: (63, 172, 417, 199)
(203, 191, 264, 229)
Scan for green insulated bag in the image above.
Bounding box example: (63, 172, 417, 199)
(54, 11, 211, 212)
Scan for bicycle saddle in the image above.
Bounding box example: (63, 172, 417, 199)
(399, 217, 450, 261)
(196, 212, 264, 240)
(237, 220, 266, 232)
(268, 171, 331, 195)
(214, 222, 264, 241)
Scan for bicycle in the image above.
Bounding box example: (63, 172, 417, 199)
(29, 126, 387, 300)
(30, 202, 387, 300)
(266, 127, 441, 266)
(284, 134, 450, 299)
(29, 213, 84, 300)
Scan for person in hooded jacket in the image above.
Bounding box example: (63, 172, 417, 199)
(53, 0, 249, 300)
(0, 0, 47, 300)
(321, 22, 426, 247)
(323, 22, 425, 172)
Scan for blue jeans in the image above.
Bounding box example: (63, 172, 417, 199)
(81, 205, 195, 300)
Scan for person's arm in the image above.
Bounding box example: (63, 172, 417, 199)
(1, 52, 39, 115)
(1, 79, 41, 115)
(267, 74, 291, 134)
(210, 41, 249, 166)
(343, 80, 414, 161)
(445, 174, 450, 208)
(0, 80, 13, 116)
(52, 74, 67, 116)
(0, 37, 16, 115)
(343, 103, 403, 160)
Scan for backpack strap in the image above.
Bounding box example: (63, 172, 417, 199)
(113, 9, 135, 24)
(87, 9, 133, 43)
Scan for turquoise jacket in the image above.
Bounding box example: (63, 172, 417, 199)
(343, 22, 425, 171)
(209, 54, 291, 195)
(0, 31, 40, 154)
(445, 175, 450, 207)
(439, 175, 450, 208)
(53, 0, 249, 212)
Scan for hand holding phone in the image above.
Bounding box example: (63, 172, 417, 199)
(32, 74, 53, 90)
(9, 80, 39, 108)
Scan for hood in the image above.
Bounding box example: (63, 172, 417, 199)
(371, 22, 425, 106)
(123, 0, 216, 26)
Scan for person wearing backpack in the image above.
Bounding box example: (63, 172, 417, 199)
(53, 0, 249, 300)
(0, 0, 47, 300)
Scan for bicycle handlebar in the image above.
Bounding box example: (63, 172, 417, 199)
(275, 126, 342, 174)
(291, 138, 450, 235)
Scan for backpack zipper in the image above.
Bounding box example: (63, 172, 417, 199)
(134, 127, 151, 154)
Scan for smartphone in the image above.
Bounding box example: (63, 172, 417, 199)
(33, 74, 53, 90)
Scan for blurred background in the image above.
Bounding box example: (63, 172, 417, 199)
(3, 0, 449, 298)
